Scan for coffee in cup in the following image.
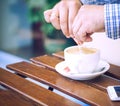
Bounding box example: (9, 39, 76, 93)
(64, 45, 100, 74)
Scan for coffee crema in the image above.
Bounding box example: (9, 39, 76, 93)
(67, 47, 97, 54)
(80, 47, 97, 54)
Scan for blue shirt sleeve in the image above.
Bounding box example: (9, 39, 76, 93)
(104, 4, 120, 39)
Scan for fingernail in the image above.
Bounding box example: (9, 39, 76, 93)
(73, 31, 76, 35)
(78, 42, 82, 45)
(70, 34, 75, 38)
(66, 35, 70, 38)
(73, 38, 79, 44)
(78, 41, 83, 45)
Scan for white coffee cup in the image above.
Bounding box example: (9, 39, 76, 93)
(64, 45, 100, 74)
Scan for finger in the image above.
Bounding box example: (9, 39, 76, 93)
(76, 27, 93, 42)
(72, 14, 81, 36)
(59, 7, 69, 37)
(73, 37, 83, 45)
(69, 6, 79, 38)
(72, 19, 82, 40)
(44, 9, 52, 23)
(73, 24, 86, 42)
(84, 33, 93, 42)
(78, 26, 93, 42)
(77, 28, 87, 42)
(50, 8, 60, 30)
(85, 37, 93, 42)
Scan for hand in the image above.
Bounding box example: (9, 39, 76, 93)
(44, 0, 82, 38)
(72, 5, 105, 44)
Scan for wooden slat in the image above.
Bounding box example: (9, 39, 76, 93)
(30, 55, 62, 70)
(0, 68, 80, 106)
(31, 55, 120, 85)
(7, 61, 120, 91)
(53, 51, 120, 80)
(7, 62, 120, 106)
(52, 51, 64, 59)
(106, 64, 120, 79)
(0, 86, 39, 106)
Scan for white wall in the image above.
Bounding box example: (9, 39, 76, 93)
(83, 32, 120, 66)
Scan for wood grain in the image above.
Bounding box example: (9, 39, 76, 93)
(7, 61, 120, 106)
(0, 68, 80, 106)
(0, 86, 40, 106)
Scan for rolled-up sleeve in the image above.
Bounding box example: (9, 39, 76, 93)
(104, 4, 120, 39)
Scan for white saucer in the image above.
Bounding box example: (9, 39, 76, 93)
(55, 60, 110, 80)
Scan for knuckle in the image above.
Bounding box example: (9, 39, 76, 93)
(60, 1, 67, 7)
(72, 1, 80, 7)
(60, 19, 66, 25)
(56, 26, 61, 30)
(50, 16, 56, 22)
(61, 28, 69, 36)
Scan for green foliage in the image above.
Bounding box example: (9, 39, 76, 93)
(26, 0, 60, 37)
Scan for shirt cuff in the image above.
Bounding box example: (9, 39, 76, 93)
(104, 4, 120, 39)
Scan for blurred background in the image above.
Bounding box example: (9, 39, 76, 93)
(0, 0, 76, 60)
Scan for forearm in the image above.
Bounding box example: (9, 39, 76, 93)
(104, 4, 120, 39)
(80, 0, 120, 40)
(61, 0, 83, 5)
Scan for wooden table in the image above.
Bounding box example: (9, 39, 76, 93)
(0, 51, 120, 106)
